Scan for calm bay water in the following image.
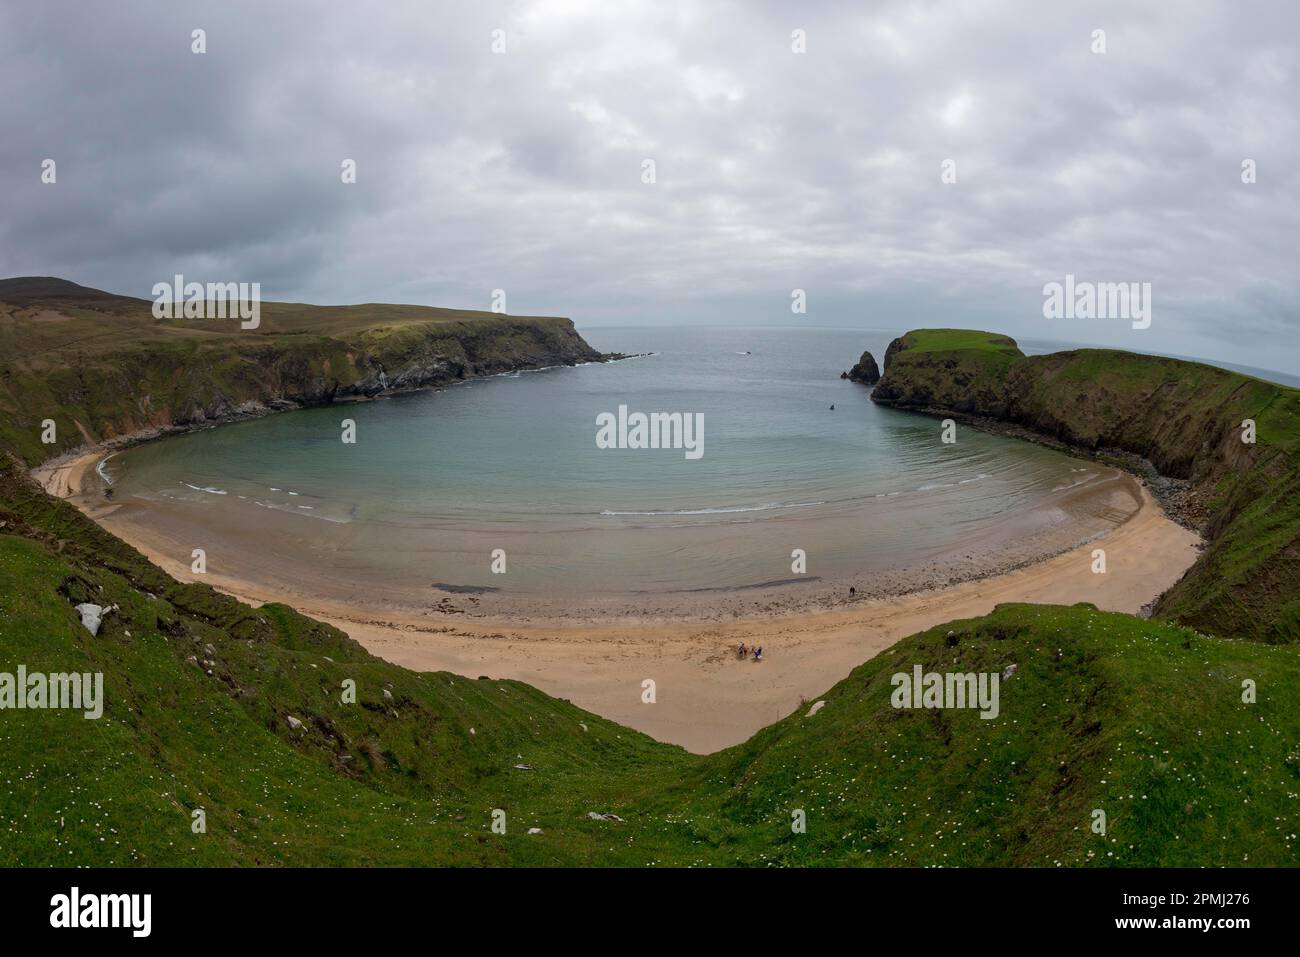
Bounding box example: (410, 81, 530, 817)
(107, 326, 1098, 602)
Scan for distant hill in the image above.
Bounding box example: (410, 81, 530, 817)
(0, 276, 604, 466)
(0, 276, 148, 312)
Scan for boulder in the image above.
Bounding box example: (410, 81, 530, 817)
(74, 603, 104, 636)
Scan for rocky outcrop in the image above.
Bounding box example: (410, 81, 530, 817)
(840, 351, 880, 385)
(868, 328, 1300, 645)
(873, 339, 1254, 481)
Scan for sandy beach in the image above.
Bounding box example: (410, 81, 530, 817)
(36, 447, 1203, 753)
(35, 451, 105, 498)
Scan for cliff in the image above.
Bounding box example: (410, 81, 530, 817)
(871, 329, 1300, 643)
(0, 278, 606, 466)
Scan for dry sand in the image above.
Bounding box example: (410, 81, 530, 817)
(35, 449, 1203, 753)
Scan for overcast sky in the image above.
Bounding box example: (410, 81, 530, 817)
(2, 0, 1296, 371)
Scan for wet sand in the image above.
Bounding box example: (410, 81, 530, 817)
(35, 448, 1203, 753)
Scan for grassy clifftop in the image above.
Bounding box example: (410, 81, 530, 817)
(872, 329, 1300, 643)
(2, 455, 1296, 866)
(0, 278, 604, 466)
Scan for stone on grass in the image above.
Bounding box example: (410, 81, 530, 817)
(74, 603, 104, 636)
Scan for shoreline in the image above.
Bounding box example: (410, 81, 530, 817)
(38, 445, 1203, 753)
(40, 441, 1160, 624)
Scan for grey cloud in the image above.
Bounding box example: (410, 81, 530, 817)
(0, 0, 1296, 372)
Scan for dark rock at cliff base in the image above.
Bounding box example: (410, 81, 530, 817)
(841, 351, 880, 384)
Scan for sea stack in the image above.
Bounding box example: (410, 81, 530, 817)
(842, 350, 881, 385)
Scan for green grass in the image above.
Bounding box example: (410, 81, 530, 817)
(1, 455, 1297, 867)
(0, 497, 694, 866)
(891, 328, 1023, 356)
(677, 604, 1300, 866)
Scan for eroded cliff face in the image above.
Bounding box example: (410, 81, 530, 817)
(1, 309, 605, 466)
(873, 334, 1276, 482)
(873, 338, 1016, 419)
(343, 317, 603, 399)
(869, 329, 1300, 644)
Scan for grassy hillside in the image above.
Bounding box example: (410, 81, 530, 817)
(0, 455, 691, 866)
(872, 330, 1300, 644)
(1, 455, 1297, 866)
(0, 278, 604, 467)
(681, 603, 1300, 866)
(1, 300, 1296, 867)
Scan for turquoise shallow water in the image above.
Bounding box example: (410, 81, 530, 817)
(106, 326, 1097, 600)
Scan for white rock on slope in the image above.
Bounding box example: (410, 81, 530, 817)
(74, 603, 104, 636)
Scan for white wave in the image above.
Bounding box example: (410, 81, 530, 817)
(918, 473, 991, 492)
(181, 481, 227, 495)
(600, 501, 824, 517)
(1052, 476, 1097, 492)
(253, 500, 345, 523)
(95, 453, 117, 486)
